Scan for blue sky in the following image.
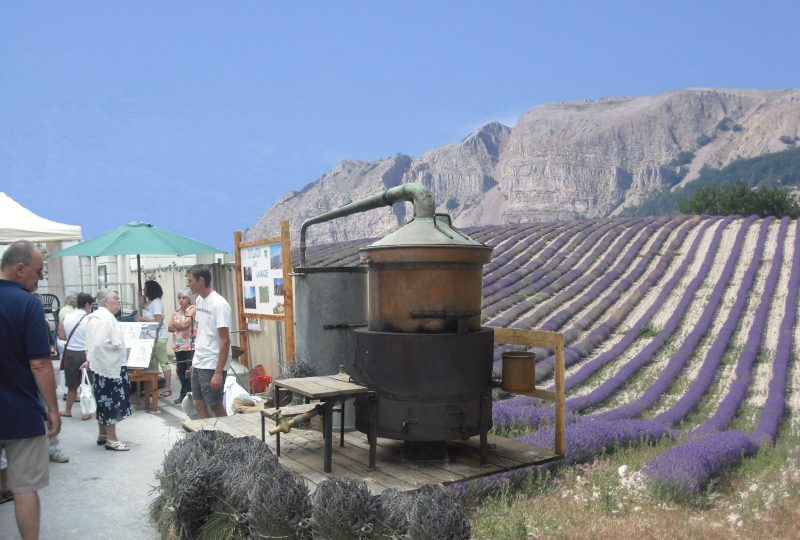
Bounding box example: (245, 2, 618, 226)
(2, 1, 799, 251)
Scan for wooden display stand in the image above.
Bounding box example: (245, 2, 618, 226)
(233, 220, 295, 369)
(128, 368, 159, 413)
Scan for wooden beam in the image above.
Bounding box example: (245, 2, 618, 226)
(554, 333, 566, 456)
(281, 220, 296, 364)
(238, 236, 282, 248)
(236, 312, 286, 321)
(233, 230, 250, 368)
(492, 327, 559, 348)
(524, 388, 556, 401)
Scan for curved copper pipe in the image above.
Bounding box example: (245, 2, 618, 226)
(299, 183, 434, 266)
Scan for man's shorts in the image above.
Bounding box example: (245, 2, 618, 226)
(0, 434, 49, 493)
(63, 349, 88, 389)
(191, 368, 226, 407)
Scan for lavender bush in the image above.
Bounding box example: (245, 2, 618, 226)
(643, 431, 758, 493)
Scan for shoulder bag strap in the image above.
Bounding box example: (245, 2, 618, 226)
(61, 313, 89, 369)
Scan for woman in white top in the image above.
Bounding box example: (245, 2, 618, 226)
(57, 292, 94, 419)
(135, 280, 171, 398)
(84, 289, 131, 451)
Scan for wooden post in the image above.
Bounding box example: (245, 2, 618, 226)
(554, 334, 565, 456)
(280, 220, 295, 364)
(233, 230, 250, 368)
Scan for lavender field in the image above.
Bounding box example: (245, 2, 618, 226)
(472, 216, 798, 490)
(303, 216, 800, 536)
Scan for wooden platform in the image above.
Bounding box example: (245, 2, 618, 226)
(183, 412, 560, 494)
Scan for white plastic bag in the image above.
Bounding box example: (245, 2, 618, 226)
(78, 369, 96, 416)
(224, 375, 252, 415)
(56, 369, 67, 398)
(181, 392, 195, 417)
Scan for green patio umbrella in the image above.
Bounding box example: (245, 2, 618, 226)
(50, 220, 225, 294)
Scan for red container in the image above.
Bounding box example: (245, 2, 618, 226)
(249, 365, 272, 393)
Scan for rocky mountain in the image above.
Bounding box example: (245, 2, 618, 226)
(246, 88, 800, 244)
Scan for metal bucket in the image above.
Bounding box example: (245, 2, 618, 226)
(501, 351, 536, 393)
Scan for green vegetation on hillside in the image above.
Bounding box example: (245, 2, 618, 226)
(679, 181, 799, 218)
(624, 146, 800, 217)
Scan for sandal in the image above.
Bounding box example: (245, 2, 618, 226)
(81, 414, 93, 421)
(96, 436, 107, 446)
(159, 390, 172, 398)
(105, 440, 130, 451)
(59, 411, 72, 417)
(0, 490, 13, 505)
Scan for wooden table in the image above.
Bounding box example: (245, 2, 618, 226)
(127, 369, 159, 413)
(264, 373, 376, 472)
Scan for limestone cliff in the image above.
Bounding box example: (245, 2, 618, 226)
(247, 88, 800, 243)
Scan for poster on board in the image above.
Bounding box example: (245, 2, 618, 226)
(119, 322, 158, 369)
(240, 242, 285, 316)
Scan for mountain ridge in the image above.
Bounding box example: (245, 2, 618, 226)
(247, 88, 800, 244)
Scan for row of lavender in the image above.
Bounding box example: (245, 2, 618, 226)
(480, 216, 798, 495)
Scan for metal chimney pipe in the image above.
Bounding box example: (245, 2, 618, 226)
(299, 183, 435, 267)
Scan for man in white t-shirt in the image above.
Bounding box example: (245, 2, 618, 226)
(186, 265, 231, 418)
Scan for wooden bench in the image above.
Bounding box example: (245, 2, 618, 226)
(127, 368, 159, 413)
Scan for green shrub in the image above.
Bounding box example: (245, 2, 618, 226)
(624, 147, 800, 217)
(679, 180, 800, 218)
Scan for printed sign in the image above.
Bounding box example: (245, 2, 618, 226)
(119, 322, 159, 369)
(240, 242, 285, 316)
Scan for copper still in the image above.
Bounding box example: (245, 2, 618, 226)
(299, 183, 494, 462)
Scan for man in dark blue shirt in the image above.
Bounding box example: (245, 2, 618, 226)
(0, 240, 61, 540)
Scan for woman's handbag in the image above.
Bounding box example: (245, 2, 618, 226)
(78, 368, 97, 416)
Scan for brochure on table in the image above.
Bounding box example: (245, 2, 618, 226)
(119, 322, 159, 369)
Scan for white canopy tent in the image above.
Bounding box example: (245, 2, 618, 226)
(0, 192, 83, 311)
(0, 192, 82, 244)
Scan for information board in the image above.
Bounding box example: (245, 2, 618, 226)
(240, 242, 286, 316)
(119, 322, 158, 369)
(233, 221, 295, 367)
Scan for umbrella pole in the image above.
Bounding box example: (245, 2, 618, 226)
(137, 254, 142, 303)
